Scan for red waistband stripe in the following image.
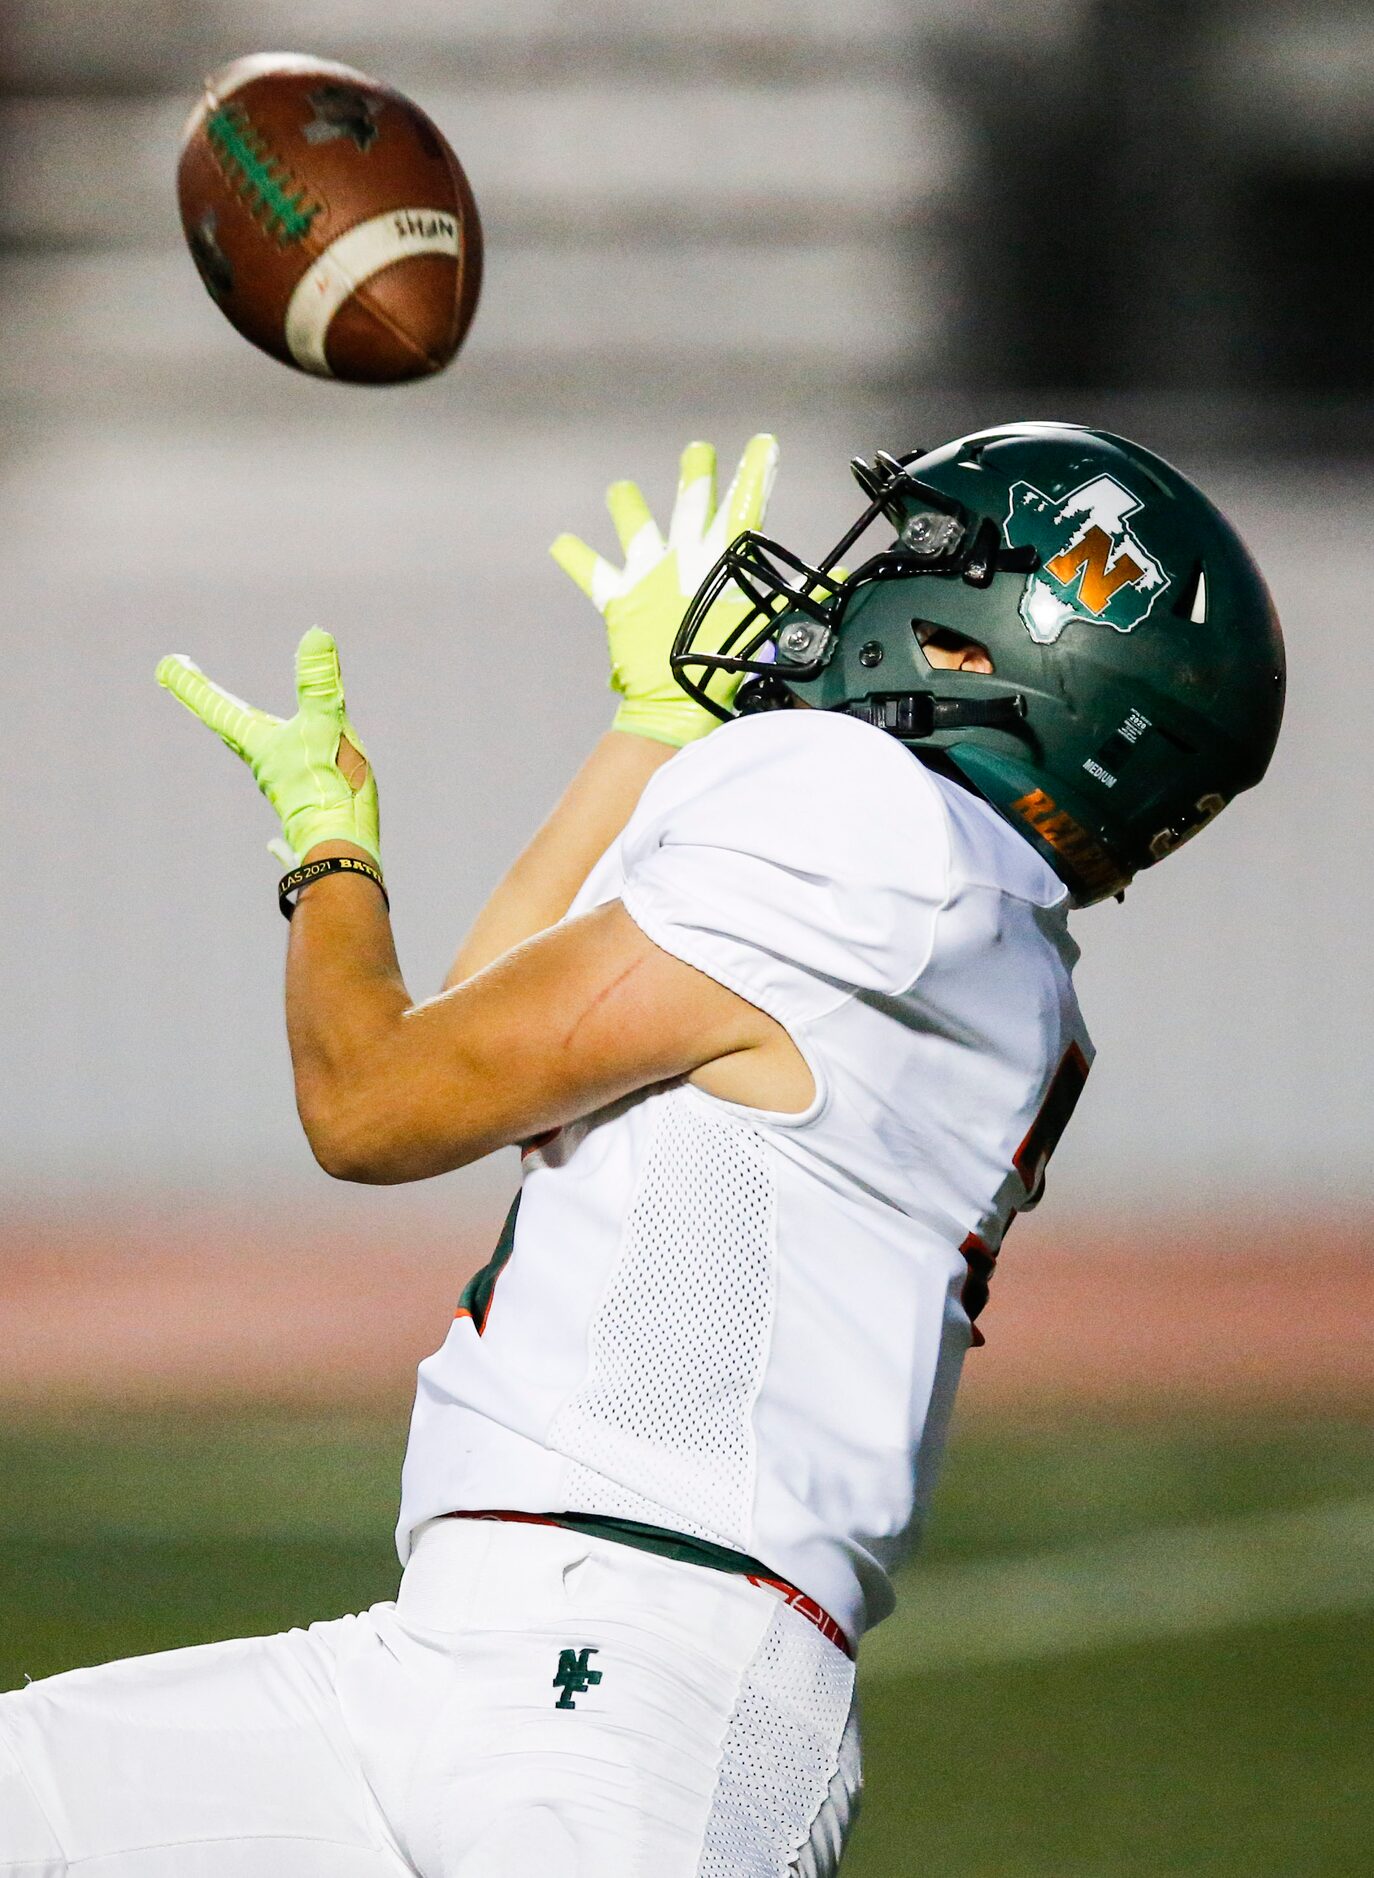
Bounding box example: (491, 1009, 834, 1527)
(745, 1573, 854, 1659)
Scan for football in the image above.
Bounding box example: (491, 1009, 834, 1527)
(177, 53, 483, 384)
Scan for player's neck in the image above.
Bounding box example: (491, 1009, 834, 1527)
(911, 748, 981, 797)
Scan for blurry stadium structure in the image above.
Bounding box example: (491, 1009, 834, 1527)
(1, 0, 1371, 1252)
(4, 0, 1372, 424)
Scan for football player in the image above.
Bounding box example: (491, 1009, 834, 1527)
(0, 426, 1283, 1877)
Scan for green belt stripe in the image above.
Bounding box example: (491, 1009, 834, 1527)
(543, 1512, 772, 1579)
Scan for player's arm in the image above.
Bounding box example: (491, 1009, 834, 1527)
(155, 625, 808, 1185)
(282, 848, 801, 1182)
(444, 433, 778, 986)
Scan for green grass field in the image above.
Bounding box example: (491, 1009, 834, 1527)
(1, 1408, 1370, 1877)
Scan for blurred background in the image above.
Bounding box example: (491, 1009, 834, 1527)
(1, 4, 1370, 1874)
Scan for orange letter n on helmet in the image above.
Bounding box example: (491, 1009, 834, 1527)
(1045, 527, 1144, 615)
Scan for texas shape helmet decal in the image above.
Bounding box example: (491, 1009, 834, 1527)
(1004, 475, 1170, 645)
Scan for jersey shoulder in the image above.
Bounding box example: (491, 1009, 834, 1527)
(633, 708, 1065, 910)
(627, 707, 951, 892)
(618, 710, 954, 1009)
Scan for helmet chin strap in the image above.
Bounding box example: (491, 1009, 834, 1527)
(837, 693, 1028, 739)
(737, 679, 1027, 740)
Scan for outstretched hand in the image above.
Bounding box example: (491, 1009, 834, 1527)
(156, 628, 381, 869)
(551, 434, 779, 747)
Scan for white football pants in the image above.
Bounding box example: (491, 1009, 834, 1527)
(0, 1516, 860, 1877)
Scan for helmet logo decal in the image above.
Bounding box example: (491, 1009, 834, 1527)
(1004, 476, 1170, 645)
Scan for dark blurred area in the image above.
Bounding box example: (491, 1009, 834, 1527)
(1, 1, 1369, 444)
(945, 0, 1374, 440)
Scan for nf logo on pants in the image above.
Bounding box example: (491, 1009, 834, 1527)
(552, 1647, 602, 1709)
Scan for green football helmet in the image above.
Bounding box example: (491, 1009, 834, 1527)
(671, 422, 1286, 903)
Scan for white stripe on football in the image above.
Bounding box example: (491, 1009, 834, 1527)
(284, 208, 463, 377)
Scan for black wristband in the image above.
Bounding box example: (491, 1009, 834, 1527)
(278, 855, 389, 921)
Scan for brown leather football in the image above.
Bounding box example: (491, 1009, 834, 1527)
(177, 53, 482, 384)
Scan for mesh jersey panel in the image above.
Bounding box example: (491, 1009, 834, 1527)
(698, 1604, 858, 1878)
(549, 1098, 775, 1542)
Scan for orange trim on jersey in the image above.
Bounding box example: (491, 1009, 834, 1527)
(958, 1231, 998, 1348)
(1012, 1040, 1090, 1195)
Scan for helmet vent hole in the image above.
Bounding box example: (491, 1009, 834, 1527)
(913, 622, 996, 675)
(1190, 568, 1208, 623)
(1174, 561, 1208, 623)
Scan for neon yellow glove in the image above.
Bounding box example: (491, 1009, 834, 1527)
(155, 628, 381, 869)
(550, 433, 779, 746)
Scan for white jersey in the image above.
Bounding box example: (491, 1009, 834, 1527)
(399, 710, 1091, 1643)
